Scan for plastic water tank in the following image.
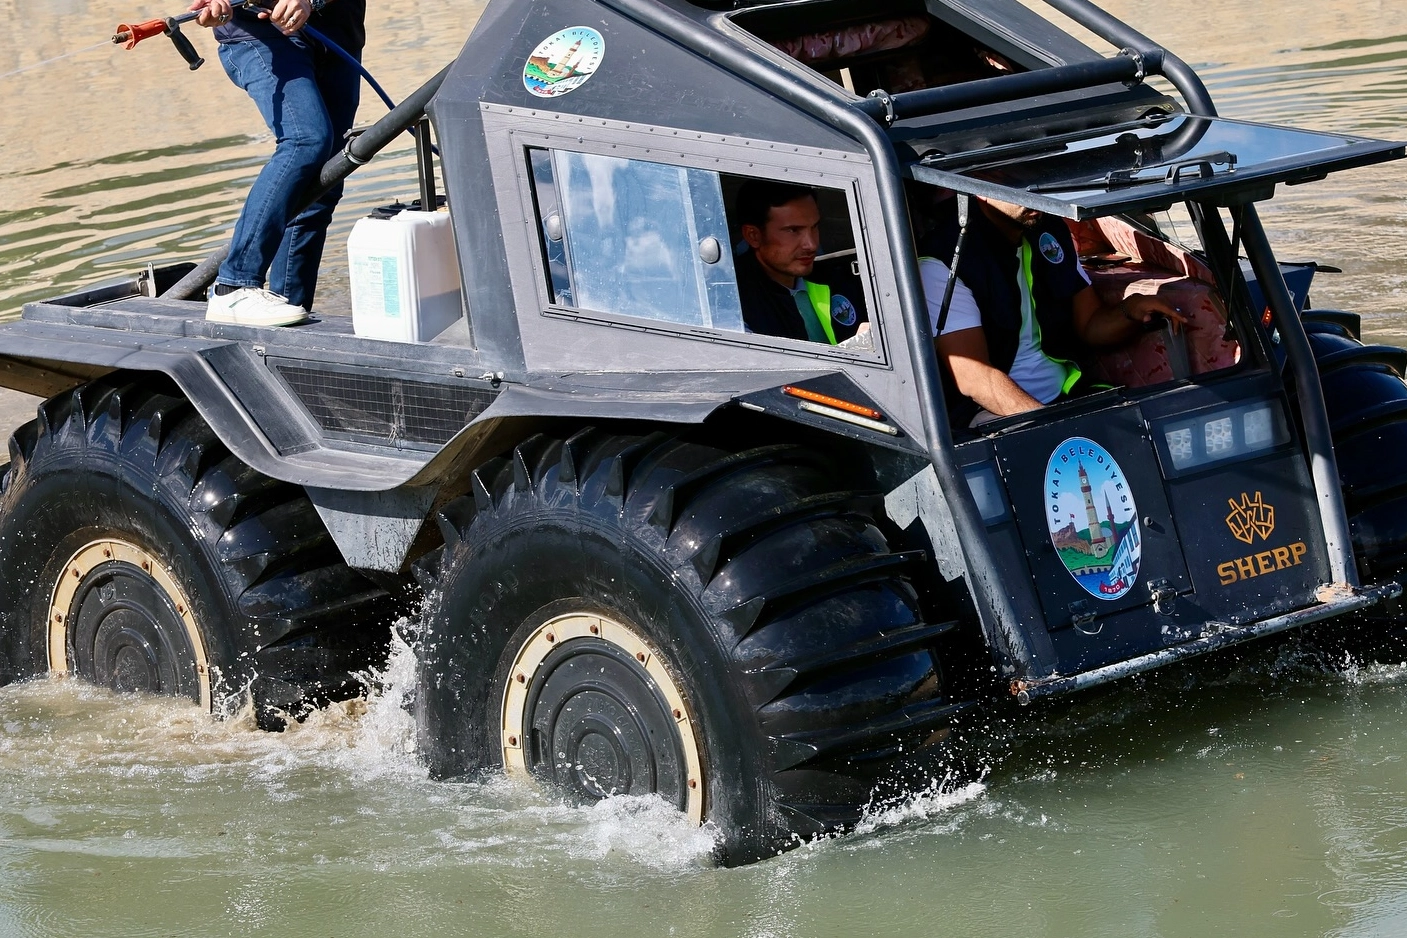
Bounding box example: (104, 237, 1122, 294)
(348, 204, 463, 342)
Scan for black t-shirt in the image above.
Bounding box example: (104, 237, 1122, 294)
(214, 0, 367, 55)
(735, 250, 867, 344)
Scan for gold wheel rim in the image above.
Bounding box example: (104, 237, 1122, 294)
(48, 537, 212, 711)
(500, 611, 706, 825)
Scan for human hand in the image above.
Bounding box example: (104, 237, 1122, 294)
(1122, 293, 1189, 334)
(190, 0, 235, 29)
(260, 0, 313, 35)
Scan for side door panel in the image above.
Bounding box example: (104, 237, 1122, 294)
(993, 403, 1190, 632)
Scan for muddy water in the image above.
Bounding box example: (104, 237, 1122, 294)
(3, 2, 1407, 936)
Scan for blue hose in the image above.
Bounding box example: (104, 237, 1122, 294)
(302, 24, 394, 110)
(301, 22, 437, 153)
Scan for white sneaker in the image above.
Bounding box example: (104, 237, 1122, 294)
(206, 287, 309, 327)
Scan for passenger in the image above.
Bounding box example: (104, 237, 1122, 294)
(920, 195, 1184, 427)
(734, 181, 869, 345)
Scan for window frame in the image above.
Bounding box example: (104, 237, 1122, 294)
(507, 126, 891, 365)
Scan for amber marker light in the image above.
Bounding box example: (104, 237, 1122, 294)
(781, 386, 883, 420)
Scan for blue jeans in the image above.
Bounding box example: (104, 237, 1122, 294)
(216, 34, 361, 310)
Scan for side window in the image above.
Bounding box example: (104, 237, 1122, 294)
(528, 150, 572, 305)
(529, 148, 744, 331)
(528, 146, 873, 350)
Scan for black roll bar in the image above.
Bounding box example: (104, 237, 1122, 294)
(1240, 207, 1358, 586)
(855, 51, 1159, 125)
(1040, 0, 1218, 118)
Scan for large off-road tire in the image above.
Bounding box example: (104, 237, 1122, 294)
(1305, 312, 1407, 585)
(416, 428, 965, 864)
(0, 375, 393, 719)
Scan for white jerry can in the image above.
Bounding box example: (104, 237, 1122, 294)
(348, 205, 463, 342)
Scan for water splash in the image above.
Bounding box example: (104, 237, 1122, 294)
(853, 775, 987, 837)
(0, 624, 732, 873)
(1338, 656, 1407, 687)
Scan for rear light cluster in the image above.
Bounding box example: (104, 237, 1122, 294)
(1160, 400, 1289, 473)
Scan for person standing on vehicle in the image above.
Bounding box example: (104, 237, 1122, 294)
(734, 181, 869, 345)
(191, 0, 367, 326)
(920, 195, 1183, 427)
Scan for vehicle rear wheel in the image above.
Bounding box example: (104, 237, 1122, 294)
(50, 536, 214, 706)
(0, 375, 393, 719)
(416, 428, 965, 864)
(1306, 314, 1407, 584)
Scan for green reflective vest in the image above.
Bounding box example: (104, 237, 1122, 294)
(805, 280, 837, 345)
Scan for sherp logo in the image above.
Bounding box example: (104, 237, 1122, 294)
(1225, 491, 1275, 545)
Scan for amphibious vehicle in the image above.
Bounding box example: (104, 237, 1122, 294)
(3, 0, 1406, 864)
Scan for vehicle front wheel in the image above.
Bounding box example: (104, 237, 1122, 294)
(416, 428, 965, 864)
(0, 376, 393, 719)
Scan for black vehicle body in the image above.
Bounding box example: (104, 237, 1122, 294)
(3, 0, 1405, 860)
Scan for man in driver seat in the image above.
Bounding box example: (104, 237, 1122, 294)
(734, 181, 868, 345)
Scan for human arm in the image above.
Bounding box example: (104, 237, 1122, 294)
(189, 0, 234, 28)
(921, 257, 1043, 417)
(190, 0, 320, 33)
(1071, 284, 1188, 349)
(937, 327, 1044, 416)
(260, 0, 317, 35)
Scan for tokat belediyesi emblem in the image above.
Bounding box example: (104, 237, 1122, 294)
(1045, 437, 1142, 601)
(523, 27, 605, 98)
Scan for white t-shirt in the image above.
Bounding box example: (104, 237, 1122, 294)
(920, 255, 1068, 405)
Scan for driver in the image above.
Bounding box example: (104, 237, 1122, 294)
(734, 181, 868, 345)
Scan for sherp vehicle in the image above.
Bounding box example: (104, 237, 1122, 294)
(2, 0, 1406, 864)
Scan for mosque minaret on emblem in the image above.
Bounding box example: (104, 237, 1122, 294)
(1045, 438, 1142, 601)
(1080, 462, 1109, 557)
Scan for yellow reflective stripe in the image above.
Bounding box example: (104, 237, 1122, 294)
(805, 280, 837, 345)
(1019, 241, 1082, 397)
(1060, 364, 1083, 396)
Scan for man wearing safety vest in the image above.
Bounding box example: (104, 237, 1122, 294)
(920, 196, 1184, 429)
(735, 181, 869, 345)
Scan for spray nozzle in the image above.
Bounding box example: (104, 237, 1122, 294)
(112, 13, 204, 69)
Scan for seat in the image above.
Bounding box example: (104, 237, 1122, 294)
(1068, 217, 1241, 388)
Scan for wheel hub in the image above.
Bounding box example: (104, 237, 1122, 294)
(502, 613, 704, 824)
(98, 608, 164, 694)
(48, 539, 211, 709)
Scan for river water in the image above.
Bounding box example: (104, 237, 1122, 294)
(2, 2, 1407, 936)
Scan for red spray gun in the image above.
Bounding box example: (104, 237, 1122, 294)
(111, 1, 265, 70)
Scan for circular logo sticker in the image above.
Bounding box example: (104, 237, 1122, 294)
(1044, 437, 1141, 601)
(524, 27, 605, 99)
(831, 294, 857, 327)
(1038, 231, 1065, 265)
